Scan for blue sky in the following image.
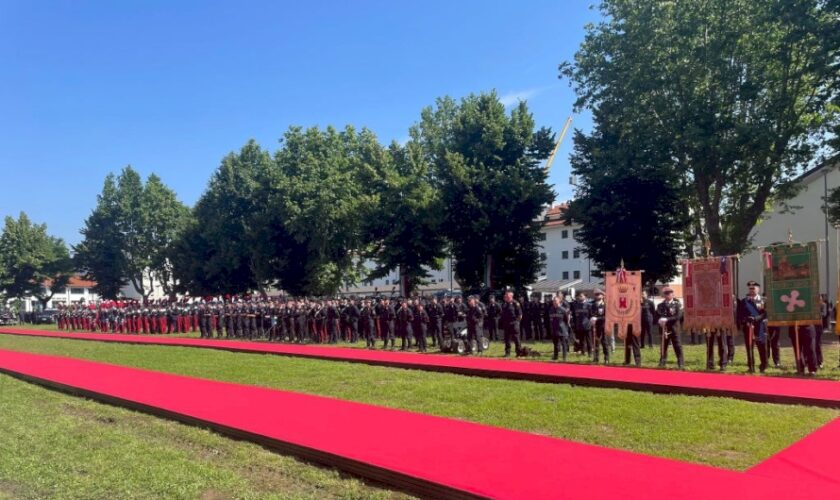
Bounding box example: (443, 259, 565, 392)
(0, 0, 598, 246)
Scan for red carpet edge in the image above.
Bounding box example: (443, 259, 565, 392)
(3, 328, 840, 408)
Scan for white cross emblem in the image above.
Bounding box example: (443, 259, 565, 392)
(780, 290, 806, 312)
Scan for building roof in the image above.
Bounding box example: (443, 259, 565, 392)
(542, 203, 571, 229)
(528, 278, 581, 293)
(337, 282, 461, 297)
(795, 153, 839, 184)
(44, 276, 97, 289)
(570, 281, 604, 293)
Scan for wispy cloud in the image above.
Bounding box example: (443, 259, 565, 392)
(498, 87, 546, 107)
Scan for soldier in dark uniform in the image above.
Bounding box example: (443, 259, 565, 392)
(706, 327, 729, 371)
(623, 315, 642, 367)
(374, 298, 392, 349)
(529, 296, 544, 341)
(295, 302, 308, 343)
(736, 281, 768, 373)
(543, 296, 552, 343)
(396, 300, 414, 351)
(640, 291, 655, 348)
(426, 296, 443, 348)
(442, 296, 457, 345)
(500, 291, 523, 356)
(222, 303, 232, 338)
(347, 298, 360, 343)
(520, 297, 532, 341)
(465, 296, 485, 354)
(656, 287, 685, 369)
(453, 296, 467, 336)
(790, 323, 818, 375)
(199, 303, 211, 338)
(326, 300, 340, 344)
(235, 302, 245, 338)
(413, 302, 429, 353)
(767, 325, 782, 369)
(570, 291, 591, 356)
(590, 290, 609, 364)
(249, 301, 260, 340)
(549, 294, 571, 361)
(484, 295, 500, 342)
(360, 299, 377, 349)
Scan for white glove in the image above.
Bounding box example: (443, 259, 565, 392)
(658, 318, 668, 326)
(590, 317, 598, 324)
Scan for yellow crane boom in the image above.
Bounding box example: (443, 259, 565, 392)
(544, 115, 573, 174)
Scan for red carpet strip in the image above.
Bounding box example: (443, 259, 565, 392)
(2, 328, 840, 408)
(748, 417, 840, 488)
(0, 348, 835, 499)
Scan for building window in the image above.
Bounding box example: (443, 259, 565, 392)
(562, 271, 569, 280)
(561, 230, 569, 239)
(573, 249, 580, 259)
(573, 271, 581, 279)
(385, 280, 390, 285)
(572, 229, 579, 237)
(70, 287, 84, 294)
(562, 251, 569, 259)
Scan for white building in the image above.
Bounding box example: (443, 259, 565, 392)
(339, 203, 598, 295)
(540, 204, 597, 282)
(740, 157, 839, 302)
(22, 276, 101, 312)
(119, 273, 170, 301)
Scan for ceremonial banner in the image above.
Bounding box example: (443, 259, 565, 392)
(764, 242, 821, 327)
(682, 256, 737, 332)
(605, 268, 642, 339)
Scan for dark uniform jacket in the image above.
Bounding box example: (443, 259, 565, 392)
(656, 299, 683, 335)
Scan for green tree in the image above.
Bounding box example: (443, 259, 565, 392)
(825, 180, 840, 226)
(362, 141, 447, 296)
(0, 212, 74, 307)
(76, 166, 189, 299)
(414, 92, 555, 291)
(561, 0, 840, 255)
(266, 126, 380, 296)
(565, 117, 691, 285)
(171, 140, 272, 296)
(74, 174, 126, 298)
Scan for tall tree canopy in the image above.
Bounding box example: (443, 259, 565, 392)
(414, 92, 555, 291)
(0, 212, 74, 306)
(171, 141, 273, 296)
(265, 126, 381, 296)
(561, 0, 840, 255)
(75, 166, 189, 299)
(362, 141, 447, 296)
(565, 115, 691, 285)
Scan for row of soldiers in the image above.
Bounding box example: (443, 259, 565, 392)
(54, 291, 667, 363)
(56, 293, 530, 355)
(54, 283, 824, 374)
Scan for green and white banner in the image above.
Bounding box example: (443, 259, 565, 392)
(764, 242, 821, 327)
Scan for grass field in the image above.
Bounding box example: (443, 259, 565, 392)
(0, 373, 407, 500)
(0, 334, 836, 475)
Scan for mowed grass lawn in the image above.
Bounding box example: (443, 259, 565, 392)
(0, 336, 836, 474)
(0, 374, 408, 500)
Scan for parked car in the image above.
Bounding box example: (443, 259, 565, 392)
(33, 309, 58, 324)
(0, 309, 18, 326)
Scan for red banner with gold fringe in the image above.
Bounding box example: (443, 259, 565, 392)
(682, 256, 737, 332)
(605, 268, 642, 339)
